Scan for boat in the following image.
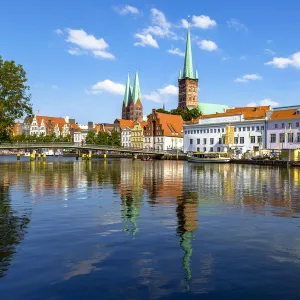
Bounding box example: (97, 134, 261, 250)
(187, 152, 231, 163)
(24, 152, 30, 157)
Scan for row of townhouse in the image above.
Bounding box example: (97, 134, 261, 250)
(183, 105, 300, 155)
(115, 109, 184, 151)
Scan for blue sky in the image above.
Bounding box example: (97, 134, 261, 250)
(1, 0, 300, 123)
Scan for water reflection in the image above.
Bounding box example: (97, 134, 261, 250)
(0, 159, 300, 299)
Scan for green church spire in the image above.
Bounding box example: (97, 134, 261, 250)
(123, 73, 131, 107)
(132, 71, 141, 104)
(183, 26, 194, 79)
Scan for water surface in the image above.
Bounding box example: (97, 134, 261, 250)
(0, 157, 300, 299)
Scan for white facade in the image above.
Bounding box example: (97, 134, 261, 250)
(29, 118, 47, 136)
(74, 131, 88, 144)
(184, 114, 266, 155)
(121, 127, 132, 148)
(144, 136, 183, 151)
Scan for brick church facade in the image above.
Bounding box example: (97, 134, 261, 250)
(121, 72, 143, 122)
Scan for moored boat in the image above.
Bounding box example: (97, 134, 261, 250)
(188, 152, 231, 163)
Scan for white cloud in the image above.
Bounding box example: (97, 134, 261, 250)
(167, 48, 185, 57)
(266, 39, 273, 44)
(265, 48, 276, 56)
(197, 40, 218, 51)
(134, 33, 159, 48)
(66, 28, 115, 59)
(235, 74, 262, 83)
(54, 29, 63, 35)
(247, 98, 279, 107)
(192, 15, 217, 29)
(227, 19, 247, 31)
(113, 5, 140, 15)
(88, 80, 125, 95)
(181, 15, 217, 29)
(151, 8, 171, 29)
(143, 91, 162, 103)
(180, 19, 189, 29)
(265, 52, 300, 69)
(144, 84, 179, 103)
(222, 57, 229, 61)
(158, 85, 178, 96)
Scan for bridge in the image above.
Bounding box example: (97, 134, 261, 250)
(0, 142, 180, 156)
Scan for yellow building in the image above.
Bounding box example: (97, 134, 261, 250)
(131, 121, 147, 149)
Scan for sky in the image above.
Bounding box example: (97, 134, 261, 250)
(1, 0, 300, 123)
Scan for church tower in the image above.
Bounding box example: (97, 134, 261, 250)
(128, 71, 143, 121)
(121, 72, 143, 121)
(122, 73, 131, 120)
(178, 26, 198, 109)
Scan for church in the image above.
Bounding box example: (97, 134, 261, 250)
(121, 71, 143, 122)
(178, 26, 227, 114)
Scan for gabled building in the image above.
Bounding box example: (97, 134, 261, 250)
(131, 121, 147, 149)
(114, 119, 135, 148)
(144, 110, 183, 151)
(121, 72, 143, 121)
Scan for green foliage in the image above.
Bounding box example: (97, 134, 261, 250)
(170, 107, 201, 121)
(0, 56, 32, 142)
(12, 133, 72, 143)
(156, 108, 170, 114)
(85, 130, 121, 146)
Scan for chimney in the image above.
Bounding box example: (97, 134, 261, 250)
(69, 118, 75, 124)
(88, 121, 93, 130)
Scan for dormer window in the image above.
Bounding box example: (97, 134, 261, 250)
(296, 109, 300, 115)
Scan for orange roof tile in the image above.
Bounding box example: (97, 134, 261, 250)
(199, 106, 271, 121)
(119, 119, 135, 130)
(36, 116, 67, 126)
(156, 112, 183, 138)
(269, 109, 300, 120)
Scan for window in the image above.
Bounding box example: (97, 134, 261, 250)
(239, 128, 242, 132)
(296, 122, 299, 128)
(240, 137, 244, 144)
(288, 123, 292, 129)
(256, 126, 259, 131)
(234, 137, 238, 144)
(197, 130, 199, 134)
(217, 147, 221, 152)
(271, 134, 276, 143)
(203, 147, 207, 152)
(188, 130, 190, 134)
(297, 133, 300, 143)
(200, 130, 202, 134)
(257, 136, 262, 144)
(243, 127, 246, 131)
(218, 129, 220, 133)
(203, 138, 207, 144)
(288, 133, 293, 143)
(275, 124, 278, 129)
(261, 126, 264, 131)
(194, 130, 196, 134)
(250, 136, 255, 143)
(185, 130, 187, 134)
(222, 128, 225, 133)
(197, 138, 200, 144)
(219, 138, 222, 144)
(251, 126, 255, 131)
(247, 127, 250, 131)
(214, 129, 217, 133)
(210, 129, 213, 133)
(197, 147, 200, 152)
(280, 133, 285, 143)
(281, 123, 285, 128)
(234, 128, 237, 132)
(210, 138, 214, 144)
(210, 147, 214, 152)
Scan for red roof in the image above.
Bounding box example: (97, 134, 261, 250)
(156, 112, 183, 138)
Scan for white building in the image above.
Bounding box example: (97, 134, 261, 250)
(183, 106, 271, 156)
(266, 106, 300, 150)
(144, 110, 183, 151)
(122, 127, 132, 148)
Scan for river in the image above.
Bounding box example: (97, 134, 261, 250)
(0, 157, 300, 299)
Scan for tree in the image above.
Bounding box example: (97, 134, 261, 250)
(109, 130, 121, 146)
(0, 56, 32, 142)
(85, 130, 96, 144)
